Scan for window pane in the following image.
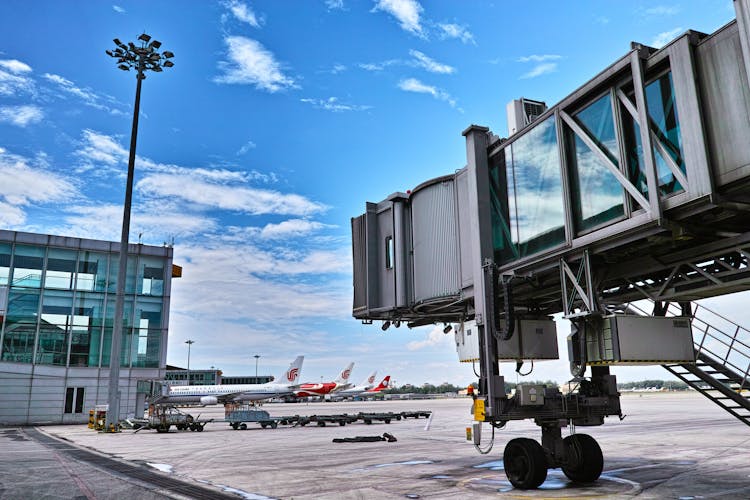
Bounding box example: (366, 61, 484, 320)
(64, 387, 74, 414)
(567, 94, 625, 232)
(46, 248, 77, 289)
(646, 71, 685, 177)
(0, 243, 10, 286)
(77, 251, 108, 292)
(12, 245, 44, 288)
(489, 150, 518, 263)
(37, 290, 71, 365)
(138, 257, 164, 296)
(621, 102, 683, 198)
(107, 255, 137, 294)
(75, 387, 85, 413)
(2, 288, 40, 363)
(73, 292, 104, 367)
(509, 116, 566, 257)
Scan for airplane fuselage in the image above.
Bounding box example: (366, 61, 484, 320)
(163, 383, 294, 404)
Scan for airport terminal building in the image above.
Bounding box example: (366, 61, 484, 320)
(0, 230, 177, 425)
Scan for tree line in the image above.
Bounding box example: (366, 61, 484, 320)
(385, 379, 690, 394)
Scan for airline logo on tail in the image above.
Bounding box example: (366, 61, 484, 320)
(341, 368, 351, 380)
(367, 374, 375, 384)
(287, 367, 299, 382)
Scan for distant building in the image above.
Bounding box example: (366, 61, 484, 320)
(0, 230, 178, 424)
(165, 366, 222, 385)
(220, 374, 273, 385)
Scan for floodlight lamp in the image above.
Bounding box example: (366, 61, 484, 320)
(163, 60, 174, 68)
(149, 40, 161, 49)
(118, 64, 130, 71)
(153, 66, 163, 72)
(394, 320, 401, 328)
(128, 42, 136, 50)
(138, 33, 151, 43)
(443, 324, 453, 334)
(106, 50, 114, 57)
(113, 38, 122, 46)
(162, 51, 174, 58)
(381, 321, 391, 331)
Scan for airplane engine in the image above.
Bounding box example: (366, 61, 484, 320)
(200, 396, 218, 406)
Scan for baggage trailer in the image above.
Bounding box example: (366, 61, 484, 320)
(135, 405, 212, 433)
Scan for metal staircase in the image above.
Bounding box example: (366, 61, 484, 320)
(626, 300, 750, 427)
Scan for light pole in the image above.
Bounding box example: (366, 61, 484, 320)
(104, 34, 174, 432)
(254, 354, 260, 382)
(185, 340, 195, 384)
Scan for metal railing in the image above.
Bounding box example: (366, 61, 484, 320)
(625, 300, 750, 390)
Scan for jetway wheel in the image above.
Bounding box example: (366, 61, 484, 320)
(561, 434, 603, 483)
(503, 438, 548, 490)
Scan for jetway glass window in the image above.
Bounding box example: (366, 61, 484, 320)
(509, 116, 565, 258)
(489, 151, 518, 263)
(568, 94, 625, 232)
(646, 71, 685, 178)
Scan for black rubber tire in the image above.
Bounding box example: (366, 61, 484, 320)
(196, 425, 204, 432)
(339, 421, 346, 426)
(231, 423, 239, 430)
(561, 434, 603, 483)
(503, 438, 548, 490)
(364, 419, 372, 425)
(261, 423, 267, 429)
(384, 419, 391, 424)
(270, 422, 278, 429)
(240, 423, 247, 430)
(317, 421, 326, 427)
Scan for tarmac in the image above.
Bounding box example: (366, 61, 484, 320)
(2, 392, 749, 499)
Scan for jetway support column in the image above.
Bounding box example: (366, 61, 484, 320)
(463, 125, 504, 417)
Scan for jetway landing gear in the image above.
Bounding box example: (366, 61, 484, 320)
(502, 426, 604, 490)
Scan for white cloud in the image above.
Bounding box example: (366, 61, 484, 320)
(112, 5, 125, 13)
(330, 64, 347, 74)
(137, 173, 327, 216)
(409, 50, 455, 74)
(300, 97, 372, 112)
(359, 60, 400, 72)
(398, 77, 457, 108)
(0, 105, 43, 127)
(0, 148, 77, 225)
(225, 0, 262, 28)
(406, 325, 453, 350)
(237, 140, 257, 155)
(76, 129, 128, 169)
(437, 23, 475, 44)
(0, 60, 35, 96)
(43, 73, 123, 114)
(260, 219, 331, 239)
(214, 36, 297, 92)
(372, 0, 425, 37)
(326, 0, 345, 10)
(53, 203, 218, 243)
(644, 5, 680, 16)
(0, 59, 32, 74)
(520, 62, 558, 79)
(518, 54, 562, 63)
(651, 27, 683, 48)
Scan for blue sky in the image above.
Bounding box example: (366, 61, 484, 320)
(0, 0, 741, 386)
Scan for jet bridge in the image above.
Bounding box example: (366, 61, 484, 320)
(352, 2, 750, 490)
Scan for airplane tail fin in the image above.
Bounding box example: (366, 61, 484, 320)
(370, 375, 390, 392)
(361, 371, 378, 390)
(335, 362, 355, 385)
(282, 356, 304, 385)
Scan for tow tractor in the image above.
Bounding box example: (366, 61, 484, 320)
(132, 404, 212, 433)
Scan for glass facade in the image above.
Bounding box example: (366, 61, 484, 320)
(490, 115, 566, 263)
(489, 68, 687, 264)
(0, 237, 169, 369)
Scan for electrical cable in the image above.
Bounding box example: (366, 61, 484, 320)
(473, 423, 496, 455)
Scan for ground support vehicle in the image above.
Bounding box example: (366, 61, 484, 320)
(358, 412, 401, 424)
(134, 405, 212, 433)
(399, 411, 432, 419)
(224, 404, 279, 430)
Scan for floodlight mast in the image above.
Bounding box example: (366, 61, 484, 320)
(104, 34, 174, 433)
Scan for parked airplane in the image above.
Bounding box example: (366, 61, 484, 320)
(294, 362, 355, 398)
(331, 374, 390, 400)
(159, 356, 304, 405)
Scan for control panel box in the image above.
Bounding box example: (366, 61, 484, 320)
(456, 318, 559, 363)
(517, 384, 545, 406)
(584, 315, 695, 365)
